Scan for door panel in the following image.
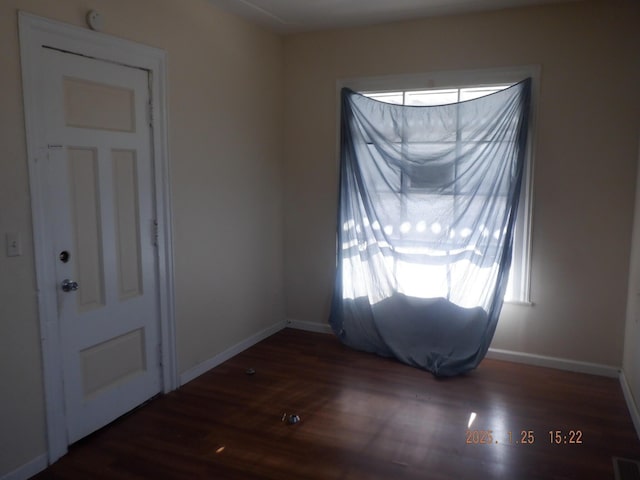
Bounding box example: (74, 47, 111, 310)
(64, 77, 136, 132)
(42, 47, 161, 443)
(68, 146, 105, 312)
(112, 149, 143, 300)
(80, 328, 146, 399)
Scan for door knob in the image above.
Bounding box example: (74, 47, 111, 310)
(61, 279, 79, 292)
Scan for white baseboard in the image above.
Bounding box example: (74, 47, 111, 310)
(1, 453, 47, 480)
(286, 318, 333, 334)
(179, 320, 287, 386)
(620, 370, 640, 441)
(486, 348, 620, 378)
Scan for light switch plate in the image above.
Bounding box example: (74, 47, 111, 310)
(6, 233, 22, 257)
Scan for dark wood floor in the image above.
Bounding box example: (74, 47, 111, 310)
(32, 328, 640, 479)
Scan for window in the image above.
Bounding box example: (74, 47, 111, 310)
(339, 67, 537, 303)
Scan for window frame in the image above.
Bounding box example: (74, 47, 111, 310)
(336, 66, 539, 304)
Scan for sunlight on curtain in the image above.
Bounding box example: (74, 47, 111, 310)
(330, 79, 531, 376)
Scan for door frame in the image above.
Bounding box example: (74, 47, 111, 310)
(19, 11, 177, 463)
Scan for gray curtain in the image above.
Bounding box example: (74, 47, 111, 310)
(329, 79, 531, 376)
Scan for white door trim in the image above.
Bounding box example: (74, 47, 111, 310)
(19, 11, 177, 463)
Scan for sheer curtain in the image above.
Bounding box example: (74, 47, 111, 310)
(329, 79, 531, 376)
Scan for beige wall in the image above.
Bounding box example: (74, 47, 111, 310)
(0, 0, 284, 475)
(283, 0, 640, 366)
(624, 136, 640, 417)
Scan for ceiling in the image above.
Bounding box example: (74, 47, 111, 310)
(207, 0, 580, 33)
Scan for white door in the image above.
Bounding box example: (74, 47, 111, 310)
(41, 47, 161, 443)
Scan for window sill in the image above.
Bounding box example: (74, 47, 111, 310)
(504, 299, 534, 307)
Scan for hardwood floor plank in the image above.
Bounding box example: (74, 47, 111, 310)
(32, 328, 640, 479)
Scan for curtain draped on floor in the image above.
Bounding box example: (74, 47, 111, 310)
(329, 79, 531, 376)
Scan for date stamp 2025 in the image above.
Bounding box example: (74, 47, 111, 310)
(465, 429, 583, 445)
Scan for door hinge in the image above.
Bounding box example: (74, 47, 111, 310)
(157, 343, 163, 366)
(147, 72, 154, 126)
(152, 219, 159, 247)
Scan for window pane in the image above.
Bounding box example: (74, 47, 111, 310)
(356, 77, 532, 303)
(405, 89, 458, 106)
(363, 92, 404, 105)
(459, 85, 509, 102)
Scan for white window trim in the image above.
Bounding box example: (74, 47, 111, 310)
(336, 66, 540, 305)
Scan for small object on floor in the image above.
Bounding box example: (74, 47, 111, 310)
(281, 412, 301, 424)
(245, 367, 256, 375)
